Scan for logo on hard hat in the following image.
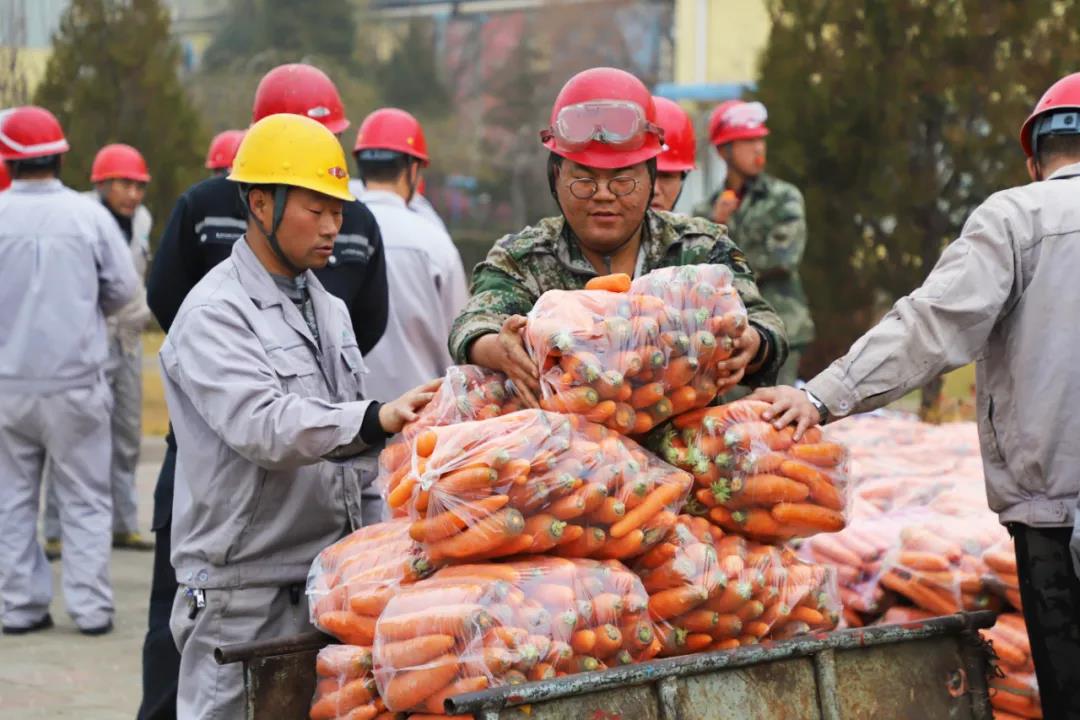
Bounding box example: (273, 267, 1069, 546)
(307, 106, 331, 119)
(328, 166, 347, 179)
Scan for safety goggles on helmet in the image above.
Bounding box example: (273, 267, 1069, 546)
(541, 100, 664, 153)
(720, 101, 768, 131)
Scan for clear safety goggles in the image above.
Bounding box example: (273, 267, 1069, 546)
(721, 101, 768, 130)
(541, 100, 664, 152)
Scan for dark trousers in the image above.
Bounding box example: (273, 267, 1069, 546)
(137, 439, 179, 720)
(1012, 523, 1080, 720)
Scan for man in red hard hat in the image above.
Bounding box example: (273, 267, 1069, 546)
(350, 109, 467, 524)
(650, 96, 696, 212)
(694, 99, 814, 385)
(755, 72, 1080, 718)
(0, 107, 139, 637)
(450, 67, 788, 402)
(138, 63, 389, 720)
(204, 129, 245, 176)
(43, 144, 155, 561)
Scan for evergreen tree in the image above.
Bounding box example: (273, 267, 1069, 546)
(372, 18, 451, 118)
(33, 0, 206, 240)
(755, 0, 1080, 408)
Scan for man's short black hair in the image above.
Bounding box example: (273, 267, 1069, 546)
(1037, 133, 1080, 169)
(355, 151, 413, 184)
(7, 154, 61, 178)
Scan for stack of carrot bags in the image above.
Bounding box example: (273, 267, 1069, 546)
(303, 266, 854, 718)
(799, 413, 1040, 718)
(525, 265, 748, 435)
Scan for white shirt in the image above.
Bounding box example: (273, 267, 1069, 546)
(357, 187, 468, 398)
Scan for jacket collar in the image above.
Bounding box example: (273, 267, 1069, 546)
(231, 237, 333, 349)
(9, 178, 64, 193)
(1047, 161, 1080, 181)
(358, 188, 407, 209)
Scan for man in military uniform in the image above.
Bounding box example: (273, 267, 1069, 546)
(695, 100, 813, 385)
(450, 68, 788, 400)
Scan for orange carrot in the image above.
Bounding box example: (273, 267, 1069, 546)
(318, 611, 376, 645)
(415, 430, 438, 458)
(586, 273, 632, 293)
(589, 497, 626, 525)
(600, 528, 645, 559)
(437, 466, 498, 496)
(631, 382, 666, 410)
(387, 475, 418, 509)
(570, 628, 597, 654)
(787, 606, 825, 628)
(379, 634, 457, 668)
(383, 653, 459, 711)
(409, 495, 510, 542)
(422, 676, 489, 714)
(898, 551, 951, 572)
(592, 624, 622, 658)
(555, 527, 606, 557)
(561, 386, 601, 413)
(880, 570, 959, 616)
(778, 460, 844, 511)
(658, 356, 698, 389)
(649, 585, 708, 621)
(677, 609, 719, 633)
(630, 411, 654, 434)
(549, 493, 588, 521)
(378, 604, 492, 642)
(729, 474, 810, 508)
(984, 549, 1018, 575)
(316, 646, 373, 679)
(584, 400, 617, 424)
(309, 677, 378, 719)
(788, 442, 845, 467)
(530, 662, 557, 681)
(734, 508, 786, 539)
(669, 385, 699, 415)
(426, 508, 525, 562)
(557, 524, 585, 546)
(770, 503, 845, 533)
(609, 480, 687, 538)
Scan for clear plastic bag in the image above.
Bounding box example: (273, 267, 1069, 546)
(982, 538, 1022, 612)
(307, 520, 436, 645)
(309, 645, 387, 720)
(983, 613, 1041, 718)
(648, 400, 850, 542)
(379, 366, 519, 500)
(379, 409, 692, 563)
(371, 557, 654, 714)
(525, 265, 748, 436)
(634, 515, 840, 655)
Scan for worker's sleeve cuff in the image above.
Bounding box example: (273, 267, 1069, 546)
(451, 317, 504, 364)
(805, 368, 859, 420)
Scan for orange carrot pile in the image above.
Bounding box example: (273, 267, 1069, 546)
(308, 520, 435, 645)
(633, 515, 839, 655)
(982, 613, 1041, 719)
(309, 645, 387, 720)
(983, 539, 1022, 612)
(371, 558, 654, 714)
(648, 399, 849, 542)
(525, 264, 748, 436)
(380, 410, 692, 563)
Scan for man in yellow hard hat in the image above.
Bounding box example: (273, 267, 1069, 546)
(159, 114, 437, 720)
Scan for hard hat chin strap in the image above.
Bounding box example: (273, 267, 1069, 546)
(243, 185, 304, 276)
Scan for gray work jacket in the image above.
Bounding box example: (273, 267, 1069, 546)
(0, 179, 138, 393)
(808, 161, 1080, 528)
(161, 238, 376, 589)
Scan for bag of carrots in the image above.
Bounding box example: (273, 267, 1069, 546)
(525, 265, 748, 436)
(371, 557, 655, 714)
(983, 539, 1022, 611)
(634, 515, 840, 655)
(381, 409, 692, 563)
(307, 520, 436, 645)
(309, 645, 394, 720)
(649, 399, 850, 542)
(982, 613, 1042, 719)
(378, 366, 520, 490)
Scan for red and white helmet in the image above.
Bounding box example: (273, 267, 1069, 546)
(654, 97, 696, 172)
(91, 143, 151, 183)
(251, 63, 350, 134)
(1020, 72, 1080, 157)
(540, 67, 664, 170)
(0, 106, 70, 160)
(0, 161, 10, 191)
(708, 99, 769, 147)
(205, 129, 246, 170)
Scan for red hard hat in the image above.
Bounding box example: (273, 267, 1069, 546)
(708, 99, 769, 147)
(91, 143, 150, 183)
(541, 67, 663, 170)
(251, 63, 350, 134)
(0, 161, 10, 191)
(205, 129, 246, 170)
(654, 97, 696, 172)
(1020, 72, 1080, 157)
(0, 106, 70, 160)
(354, 108, 430, 166)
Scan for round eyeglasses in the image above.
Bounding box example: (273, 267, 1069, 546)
(566, 176, 639, 200)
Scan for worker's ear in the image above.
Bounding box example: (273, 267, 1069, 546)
(409, 162, 421, 186)
(247, 187, 271, 227)
(1026, 156, 1041, 182)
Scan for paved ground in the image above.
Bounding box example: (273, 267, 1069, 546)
(0, 436, 165, 718)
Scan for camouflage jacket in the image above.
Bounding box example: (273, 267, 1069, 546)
(693, 173, 815, 347)
(449, 209, 789, 386)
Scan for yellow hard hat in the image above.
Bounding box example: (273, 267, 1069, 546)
(228, 113, 354, 201)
